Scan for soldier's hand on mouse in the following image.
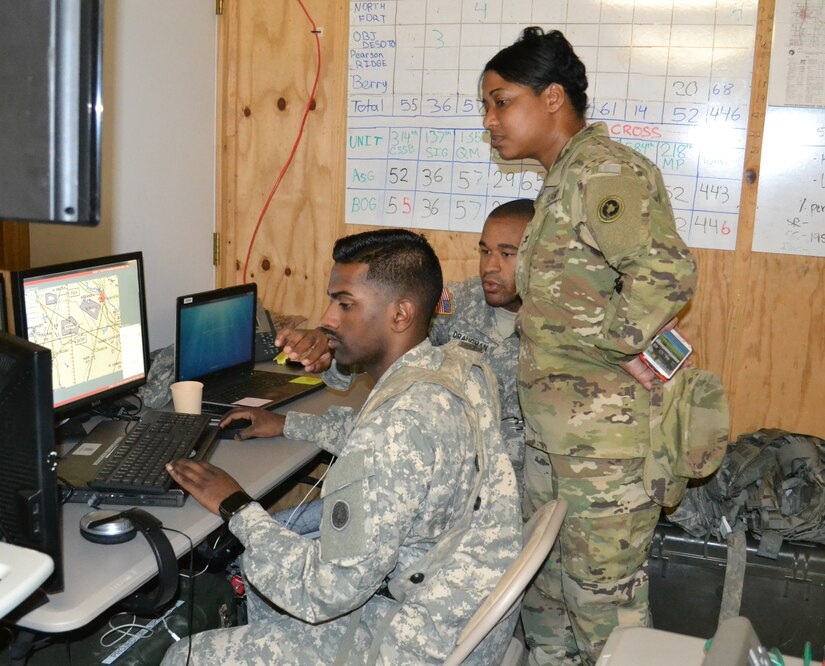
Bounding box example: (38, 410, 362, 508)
(218, 407, 286, 440)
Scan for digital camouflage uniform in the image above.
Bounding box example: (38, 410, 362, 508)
(162, 340, 521, 666)
(431, 277, 524, 491)
(516, 122, 697, 665)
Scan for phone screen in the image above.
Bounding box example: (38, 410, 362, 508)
(640, 329, 692, 380)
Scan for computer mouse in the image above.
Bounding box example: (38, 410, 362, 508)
(220, 418, 253, 439)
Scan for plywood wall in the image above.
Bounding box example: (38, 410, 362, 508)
(217, 0, 825, 440)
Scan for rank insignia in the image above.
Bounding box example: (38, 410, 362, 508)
(598, 196, 624, 223)
(435, 287, 453, 315)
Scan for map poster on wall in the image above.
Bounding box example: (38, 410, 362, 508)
(767, 0, 825, 108)
(346, 0, 757, 251)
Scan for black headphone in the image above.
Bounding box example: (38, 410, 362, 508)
(79, 508, 179, 615)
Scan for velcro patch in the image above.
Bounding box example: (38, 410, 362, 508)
(320, 450, 369, 561)
(584, 173, 647, 262)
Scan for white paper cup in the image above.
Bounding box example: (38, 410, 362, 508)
(170, 381, 203, 415)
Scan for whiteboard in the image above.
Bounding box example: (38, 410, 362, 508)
(346, 0, 757, 251)
(752, 107, 825, 257)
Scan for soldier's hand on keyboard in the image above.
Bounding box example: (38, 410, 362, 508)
(219, 407, 286, 440)
(275, 326, 332, 373)
(165, 460, 243, 515)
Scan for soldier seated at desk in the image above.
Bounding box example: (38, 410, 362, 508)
(162, 228, 521, 665)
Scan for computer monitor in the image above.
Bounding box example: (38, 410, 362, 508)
(0, 332, 63, 593)
(11, 252, 150, 420)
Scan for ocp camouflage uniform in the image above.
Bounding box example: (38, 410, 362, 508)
(515, 122, 697, 665)
(431, 277, 524, 491)
(162, 340, 521, 666)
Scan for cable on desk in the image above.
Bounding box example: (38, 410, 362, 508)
(91, 393, 144, 421)
(162, 526, 195, 666)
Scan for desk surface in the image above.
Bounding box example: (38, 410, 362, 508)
(15, 374, 372, 633)
(0, 543, 53, 619)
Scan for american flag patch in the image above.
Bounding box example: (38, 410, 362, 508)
(435, 287, 453, 315)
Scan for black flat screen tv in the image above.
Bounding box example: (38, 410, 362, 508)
(0, 0, 102, 226)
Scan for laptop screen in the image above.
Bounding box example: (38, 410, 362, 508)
(176, 285, 256, 382)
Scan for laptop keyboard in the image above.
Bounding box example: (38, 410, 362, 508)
(89, 411, 213, 494)
(203, 371, 292, 404)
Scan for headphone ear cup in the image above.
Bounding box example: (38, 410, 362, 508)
(79, 509, 137, 545)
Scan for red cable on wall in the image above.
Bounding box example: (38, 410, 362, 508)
(242, 0, 322, 284)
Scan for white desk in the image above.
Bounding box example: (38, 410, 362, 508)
(0, 544, 53, 619)
(13, 377, 372, 633)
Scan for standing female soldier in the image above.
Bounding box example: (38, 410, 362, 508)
(481, 28, 697, 665)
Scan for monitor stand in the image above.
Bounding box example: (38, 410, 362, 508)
(54, 413, 91, 448)
(53, 395, 141, 448)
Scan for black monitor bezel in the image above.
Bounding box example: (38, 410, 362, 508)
(10, 251, 151, 418)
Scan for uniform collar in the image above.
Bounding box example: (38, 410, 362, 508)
(372, 338, 436, 393)
(541, 122, 608, 191)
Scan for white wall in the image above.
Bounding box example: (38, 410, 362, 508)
(29, 0, 217, 350)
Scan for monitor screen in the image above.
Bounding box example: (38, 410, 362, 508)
(11, 252, 150, 417)
(0, 332, 63, 593)
(175, 285, 257, 382)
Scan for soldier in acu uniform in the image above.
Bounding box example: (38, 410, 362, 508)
(482, 28, 698, 665)
(163, 229, 521, 665)
(430, 198, 533, 493)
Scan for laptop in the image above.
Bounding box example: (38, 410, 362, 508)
(174, 283, 324, 414)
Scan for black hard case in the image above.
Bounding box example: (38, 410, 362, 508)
(649, 521, 825, 659)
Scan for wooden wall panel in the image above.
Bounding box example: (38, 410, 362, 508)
(0, 221, 30, 271)
(218, 0, 825, 440)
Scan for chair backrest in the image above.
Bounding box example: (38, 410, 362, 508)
(442, 498, 568, 666)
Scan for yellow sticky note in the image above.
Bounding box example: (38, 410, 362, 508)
(274, 351, 290, 365)
(289, 376, 324, 386)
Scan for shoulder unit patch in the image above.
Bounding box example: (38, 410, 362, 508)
(598, 195, 624, 224)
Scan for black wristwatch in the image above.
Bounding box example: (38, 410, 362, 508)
(219, 490, 253, 523)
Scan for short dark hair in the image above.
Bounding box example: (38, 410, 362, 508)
(488, 198, 535, 223)
(332, 229, 443, 318)
(484, 27, 588, 118)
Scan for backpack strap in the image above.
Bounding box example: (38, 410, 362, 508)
(719, 529, 746, 624)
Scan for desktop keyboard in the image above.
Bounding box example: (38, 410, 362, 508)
(203, 371, 292, 404)
(89, 411, 213, 495)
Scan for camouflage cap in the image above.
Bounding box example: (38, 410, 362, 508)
(644, 367, 730, 507)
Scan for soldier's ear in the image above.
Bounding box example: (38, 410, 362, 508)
(389, 298, 415, 333)
(542, 82, 566, 114)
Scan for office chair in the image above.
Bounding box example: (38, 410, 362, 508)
(442, 498, 568, 666)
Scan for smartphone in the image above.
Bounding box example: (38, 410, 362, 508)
(639, 329, 692, 381)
